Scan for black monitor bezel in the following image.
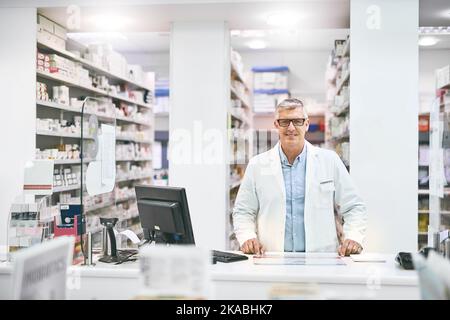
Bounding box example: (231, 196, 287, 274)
(135, 185, 195, 245)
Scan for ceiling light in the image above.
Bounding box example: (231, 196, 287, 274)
(266, 11, 300, 28)
(246, 39, 267, 50)
(92, 14, 130, 31)
(230, 30, 241, 37)
(418, 36, 440, 46)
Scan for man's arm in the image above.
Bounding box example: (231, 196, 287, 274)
(333, 153, 368, 254)
(232, 160, 260, 249)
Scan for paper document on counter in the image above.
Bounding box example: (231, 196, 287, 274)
(253, 253, 346, 266)
(350, 254, 386, 262)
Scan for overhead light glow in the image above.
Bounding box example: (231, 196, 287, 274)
(92, 14, 130, 31)
(266, 11, 300, 28)
(246, 39, 267, 50)
(418, 36, 440, 46)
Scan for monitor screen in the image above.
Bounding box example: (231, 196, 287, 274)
(135, 185, 195, 245)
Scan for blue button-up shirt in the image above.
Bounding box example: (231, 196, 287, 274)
(279, 143, 307, 252)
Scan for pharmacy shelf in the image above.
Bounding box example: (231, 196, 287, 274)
(334, 101, 349, 116)
(336, 71, 349, 95)
(116, 175, 152, 183)
(53, 184, 81, 193)
(115, 115, 151, 126)
(37, 70, 107, 95)
(230, 86, 251, 110)
(418, 189, 450, 195)
(418, 210, 450, 215)
(116, 158, 152, 162)
(231, 60, 250, 91)
(54, 158, 93, 165)
(38, 40, 153, 92)
(37, 70, 153, 110)
(85, 200, 115, 213)
(37, 100, 151, 127)
(342, 39, 350, 57)
(109, 93, 153, 110)
(229, 108, 251, 126)
(36, 130, 94, 139)
(329, 132, 350, 143)
(115, 136, 152, 144)
(116, 195, 136, 203)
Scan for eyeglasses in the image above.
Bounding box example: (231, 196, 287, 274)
(276, 118, 307, 127)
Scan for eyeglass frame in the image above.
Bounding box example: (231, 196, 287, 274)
(276, 118, 308, 127)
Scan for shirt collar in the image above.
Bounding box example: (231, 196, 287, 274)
(279, 143, 307, 165)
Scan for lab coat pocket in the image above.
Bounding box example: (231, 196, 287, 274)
(318, 181, 335, 208)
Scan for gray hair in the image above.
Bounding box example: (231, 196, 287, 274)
(275, 98, 308, 118)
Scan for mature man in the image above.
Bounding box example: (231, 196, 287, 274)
(232, 98, 367, 256)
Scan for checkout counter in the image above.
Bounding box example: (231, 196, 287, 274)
(0, 251, 419, 300)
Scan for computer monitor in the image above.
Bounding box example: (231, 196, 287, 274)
(135, 185, 195, 245)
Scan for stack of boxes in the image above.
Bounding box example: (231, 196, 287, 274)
(36, 52, 50, 73)
(37, 14, 67, 51)
(252, 66, 290, 113)
(36, 144, 80, 162)
(53, 167, 80, 188)
(36, 81, 49, 102)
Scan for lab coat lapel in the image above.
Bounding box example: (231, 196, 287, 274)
(304, 140, 318, 252)
(268, 142, 286, 202)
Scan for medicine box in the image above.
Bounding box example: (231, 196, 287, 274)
(38, 15, 54, 34)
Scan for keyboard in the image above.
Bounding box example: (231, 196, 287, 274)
(212, 250, 248, 263)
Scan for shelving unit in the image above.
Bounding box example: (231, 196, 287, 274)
(426, 64, 450, 249)
(325, 36, 350, 170)
(227, 49, 253, 249)
(418, 113, 430, 248)
(35, 14, 155, 245)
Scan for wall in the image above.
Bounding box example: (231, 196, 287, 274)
(350, 0, 418, 253)
(0, 8, 37, 251)
(169, 21, 229, 250)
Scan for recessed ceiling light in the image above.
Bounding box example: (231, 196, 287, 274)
(246, 39, 267, 50)
(92, 14, 130, 31)
(266, 11, 300, 28)
(418, 36, 440, 46)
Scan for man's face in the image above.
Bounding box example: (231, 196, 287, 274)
(274, 107, 309, 148)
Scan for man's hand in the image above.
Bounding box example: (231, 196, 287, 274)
(240, 238, 265, 255)
(338, 239, 362, 256)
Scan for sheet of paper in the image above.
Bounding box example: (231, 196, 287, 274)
(114, 229, 141, 244)
(253, 253, 345, 266)
(350, 254, 386, 262)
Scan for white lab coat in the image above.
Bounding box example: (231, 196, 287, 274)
(232, 141, 367, 252)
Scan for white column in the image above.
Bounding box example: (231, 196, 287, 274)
(0, 8, 37, 249)
(350, 0, 418, 253)
(169, 22, 229, 250)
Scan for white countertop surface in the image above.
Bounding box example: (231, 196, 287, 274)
(0, 252, 418, 285)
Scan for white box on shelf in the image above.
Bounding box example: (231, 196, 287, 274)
(53, 23, 67, 40)
(37, 15, 54, 34)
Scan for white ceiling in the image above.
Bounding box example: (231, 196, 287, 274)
(420, 0, 450, 26)
(67, 28, 350, 53)
(39, 1, 350, 32)
(37, 0, 450, 53)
